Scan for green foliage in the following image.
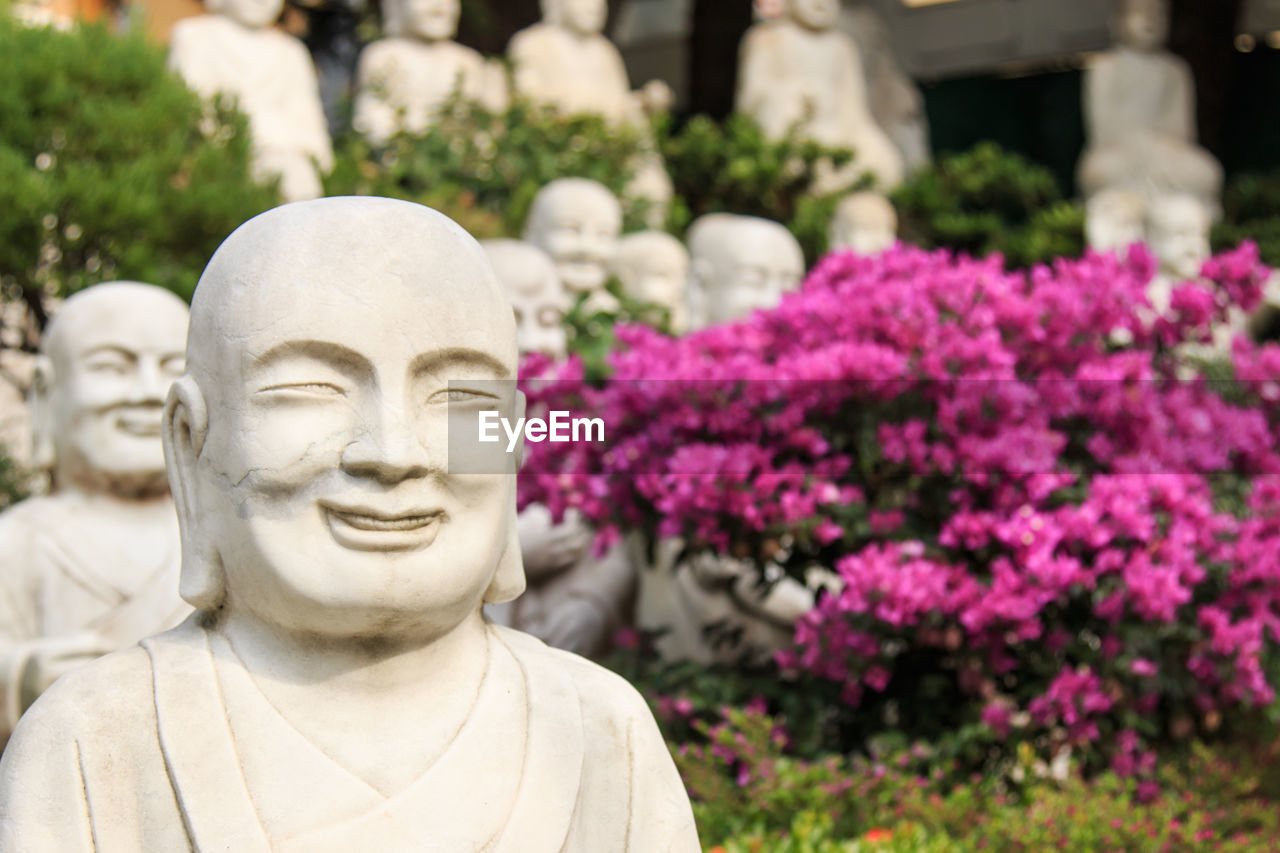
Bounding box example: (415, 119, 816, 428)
(325, 97, 652, 238)
(0, 16, 277, 342)
(659, 114, 855, 264)
(682, 707, 1280, 852)
(0, 448, 28, 511)
(1214, 171, 1280, 269)
(892, 143, 1085, 269)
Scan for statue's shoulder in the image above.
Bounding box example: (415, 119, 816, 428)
(494, 625, 654, 722)
(508, 23, 559, 58)
(0, 495, 69, 551)
(7, 642, 155, 750)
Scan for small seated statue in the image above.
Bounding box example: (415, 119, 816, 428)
(1085, 187, 1147, 253)
(828, 191, 897, 255)
(613, 231, 691, 334)
(1146, 192, 1212, 314)
(523, 178, 623, 315)
(1077, 0, 1222, 211)
(837, 1, 930, 173)
(480, 239, 637, 658)
(169, 0, 334, 202)
(507, 0, 675, 220)
(686, 213, 805, 329)
(354, 0, 507, 146)
(0, 198, 699, 851)
(736, 0, 903, 191)
(0, 282, 191, 743)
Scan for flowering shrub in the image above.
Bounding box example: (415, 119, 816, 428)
(681, 706, 1280, 852)
(520, 241, 1280, 773)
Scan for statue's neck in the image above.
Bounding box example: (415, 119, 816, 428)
(56, 464, 171, 502)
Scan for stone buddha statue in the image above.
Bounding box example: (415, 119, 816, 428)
(0, 198, 698, 852)
(687, 213, 805, 330)
(1146, 192, 1212, 315)
(507, 0, 675, 221)
(828, 191, 897, 255)
(736, 0, 903, 192)
(1078, 0, 1223, 211)
(523, 178, 623, 315)
(169, 0, 334, 202)
(354, 0, 508, 146)
(613, 231, 691, 334)
(0, 282, 191, 743)
(480, 239, 637, 659)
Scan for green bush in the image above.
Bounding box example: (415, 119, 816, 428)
(891, 142, 1084, 269)
(1214, 171, 1280, 269)
(324, 97, 650, 238)
(659, 114, 854, 264)
(0, 16, 277, 346)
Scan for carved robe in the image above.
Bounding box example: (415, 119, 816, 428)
(0, 494, 188, 739)
(0, 617, 699, 852)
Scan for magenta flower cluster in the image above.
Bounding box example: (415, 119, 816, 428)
(518, 241, 1280, 773)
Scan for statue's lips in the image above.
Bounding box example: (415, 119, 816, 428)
(321, 504, 445, 551)
(115, 412, 163, 437)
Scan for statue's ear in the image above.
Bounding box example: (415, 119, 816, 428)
(163, 376, 225, 611)
(483, 388, 528, 605)
(28, 355, 55, 473)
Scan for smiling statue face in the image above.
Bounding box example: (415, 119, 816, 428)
(524, 179, 621, 297)
(184, 198, 520, 640)
(43, 283, 188, 496)
(691, 216, 805, 327)
(403, 0, 459, 40)
(219, 0, 285, 29)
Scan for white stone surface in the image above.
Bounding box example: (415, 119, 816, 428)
(736, 0, 904, 191)
(837, 3, 930, 173)
(0, 283, 191, 743)
(0, 198, 698, 852)
(1085, 187, 1147, 253)
(354, 0, 508, 146)
(687, 213, 805, 329)
(1078, 0, 1223, 211)
(614, 231, 690, 333)
(523, 178, 623, 311)
(828, 191, 897, 255)
(481, 239, 569, 360)
(168, 2, 334, 202)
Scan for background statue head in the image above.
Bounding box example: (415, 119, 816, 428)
(383, 0, 460, 41)
(788, 0, 839, 31)
(542, 0, 606, 35)
(829, 192, 898, 255)
(1147, 193, 1212, 280)
(481, 239, 569, 360)
(1085, 188, 1147, 253)
(1114, 0, 1169, 51)
(204, 0, 284, 29)
(31, 282, 189, 500)
(523, 178, 622, 298)
(165, 197, 525, 641)
(687, 213, 805, 328)
(614, 231, 691, 333)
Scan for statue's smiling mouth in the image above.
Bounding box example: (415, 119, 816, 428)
(320, 504, 445, 550)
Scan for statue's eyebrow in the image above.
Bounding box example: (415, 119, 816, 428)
(250, 339, 373, 377)
(410, 348, 510, 380)
(78, 344, 136, 360)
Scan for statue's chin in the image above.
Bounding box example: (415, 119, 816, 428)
(72, 468, 171, 501)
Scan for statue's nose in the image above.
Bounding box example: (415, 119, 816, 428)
(128, 357, 169, 405)
(340, 400, 435, 483)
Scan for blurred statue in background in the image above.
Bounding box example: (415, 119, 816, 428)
(837, 0, 930, 174)
(169, 0, 334, 202)
(481, 239, 637, 659)
(0, 283, 191, 743)
(1078, 0, 1222, 212)
(828, 191, 897, 255)
(1146, 192, 1212, 314)
(613, 231, 691, 334)
(1085, 187, 1147, 253)
(686, 213, 805, 329)
(523, 178, 623, 315)
(354, 0, 507, 146)
(737, 0, 903, 192)
(508, 0, 674, 222)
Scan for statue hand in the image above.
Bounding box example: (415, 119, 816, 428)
(637, 79, 674, 115)
(519, 509, 594, 580)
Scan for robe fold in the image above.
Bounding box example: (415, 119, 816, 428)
(0, 617, 700, 852)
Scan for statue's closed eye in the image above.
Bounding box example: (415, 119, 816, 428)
(428, 388, 498, 404)
(258, 382, 346, 396)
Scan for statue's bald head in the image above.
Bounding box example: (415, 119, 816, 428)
(187, 196, 517, 400)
